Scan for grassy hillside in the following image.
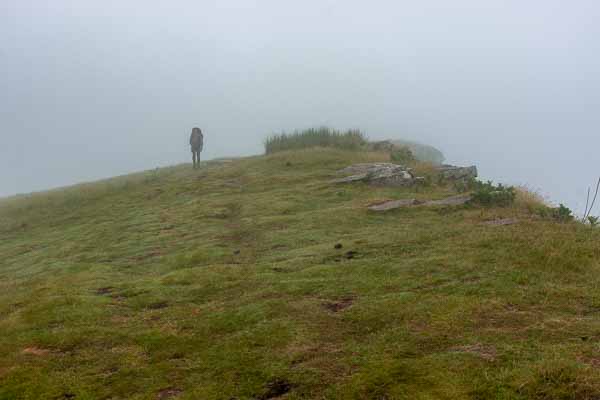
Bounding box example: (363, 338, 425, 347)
(1, 149, 599, 399)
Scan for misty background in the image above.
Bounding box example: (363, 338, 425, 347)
(1, 1, 599, 213)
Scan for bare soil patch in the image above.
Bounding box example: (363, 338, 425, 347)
(259, 378, 292, 399)
(146, 301, 169, 310)
(322, 297, 354, 313)
(22, 347, 51, 356)
(156, 388, 183, 399)
(95, 287, 114, 295)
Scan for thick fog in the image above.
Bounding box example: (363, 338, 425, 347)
(1, 1, 599, 212)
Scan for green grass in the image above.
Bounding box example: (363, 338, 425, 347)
(264, 127, 367, 154)
(1, 148, 600, 399)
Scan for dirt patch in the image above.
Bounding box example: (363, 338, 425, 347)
(156, 388, 183, 399)
(259, 378, 292, 399)
(22, 347, 50, 356)
(146, 301, 169, 310)
(95, 287, 114, 295)
(110, 315, 131, 324)
(451, 343, 497, 361)
(331, 250, 359, 263)
(344, 251, 358, 259)
(322, 297, 354, 313)
(0, 366, 11, 378)
(579, 356, 600, 368)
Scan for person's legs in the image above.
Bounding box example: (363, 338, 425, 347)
(192, 151, 197, 167)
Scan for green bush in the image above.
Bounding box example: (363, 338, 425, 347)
(531, 203, 574, 222)
(471, 180, 516, 207)
(552, 203, 574, 222)
(390, 146, 416, 165)
(264, 127, 367, 154)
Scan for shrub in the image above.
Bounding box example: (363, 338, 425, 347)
(470, 180, 516, 207)
(552, 204, 574, 222)
(264, 127, 367, 154)
(533, 203, 575, 222)
(390, 146, 416, 165)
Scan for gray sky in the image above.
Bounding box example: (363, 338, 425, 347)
(1, 1, 599, 212)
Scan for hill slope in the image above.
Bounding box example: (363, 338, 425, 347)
(1, 149, 599, 399)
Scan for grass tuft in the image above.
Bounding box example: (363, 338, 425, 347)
(264, 127, 367, 154)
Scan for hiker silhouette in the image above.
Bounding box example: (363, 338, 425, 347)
(189, 127, 204, 168)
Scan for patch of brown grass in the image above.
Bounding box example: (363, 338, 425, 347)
(513, 186, 549, 214)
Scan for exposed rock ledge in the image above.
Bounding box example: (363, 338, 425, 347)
(332, 163, 478, 187)
(368, 195, 472, 211)
(333, 163, 415, 187)
(436, 165, 478, 181)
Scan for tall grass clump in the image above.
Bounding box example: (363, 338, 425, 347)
(264, 127, 367, 154)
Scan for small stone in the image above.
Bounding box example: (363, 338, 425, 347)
(334, 243, 343, 249)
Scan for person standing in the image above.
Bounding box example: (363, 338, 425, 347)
(189, 127, 204, 168)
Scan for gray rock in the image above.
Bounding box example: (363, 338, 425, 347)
(334, 163, 415, 187)
(332, 173, 369, 184)
(424, 195, 472, 206)
(368, 195, 472, 211)
(368, 199, 417, 211)
(337, 163, 408, 176)
(436, 165, 478, 180)
(368, 167, 414, 187)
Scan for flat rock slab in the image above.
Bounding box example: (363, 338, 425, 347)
(369, 199, 417, 211)
(483, 218, 519, 226)
(337, 163, 408, 175)
(425, 195, 472, 206)
(332, 173, 369, 184)
(369, 195, 472, 211)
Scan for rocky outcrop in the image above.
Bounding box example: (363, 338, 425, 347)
(436, 165, 478, 181)
(334, 161, 478, 190)
(333, 163, 416, 187)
